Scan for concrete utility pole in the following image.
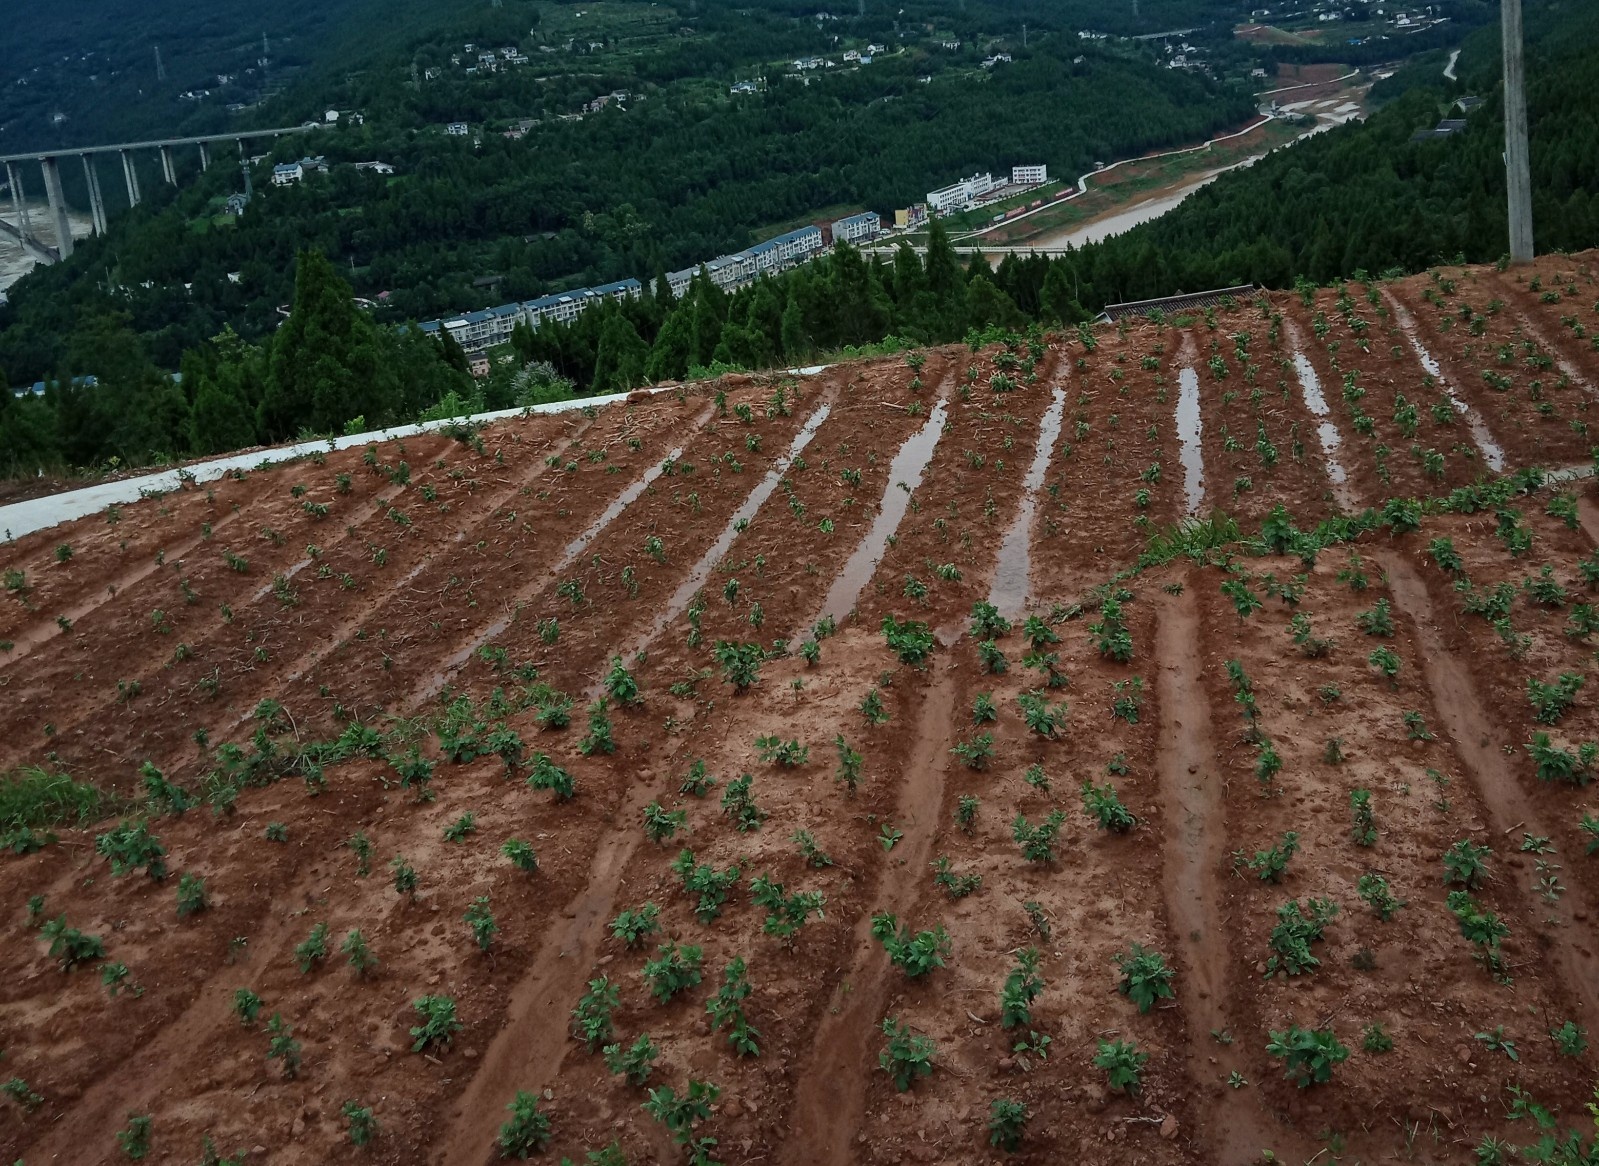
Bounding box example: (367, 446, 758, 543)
(154, 45, 167, 82)
(38, 156, 73, 259)
(1502, 0, 1534, 263)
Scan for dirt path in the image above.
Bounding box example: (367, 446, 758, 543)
(776, 658, 958, 1165)
(1380, 550, 1599, 1015)
(1151, 585, 1318, 1164)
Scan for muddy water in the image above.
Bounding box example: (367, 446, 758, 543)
(807, 396, 950, 631)
(1175, 368, 1206, 515)
(1384, 292, 1506, 472)
(0, 201, 92, 293)
(1289, 350, 1358, 510)
(629, 401, 833, 656)
(988, 385, 1065, 618)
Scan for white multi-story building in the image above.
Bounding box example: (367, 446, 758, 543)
(1011, 164, 1048, 185)
(927, 172, 996, 214)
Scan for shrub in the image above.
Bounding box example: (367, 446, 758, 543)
(1528, 673, 1584, 724)
(1350, 789, 1377, 845)
(879, 1017, 935, 1091)
(1081, 781, 1135, 832)
(671, 848, 742, 922)
(464, 897, 498, 952)
(931, 856, 982, 899)
(951, 732, 995, 770)
(871, 912, 951, 978)
(527, 753, 576, 801)
(720, 772, 766, 832)
(751, 874, 826, 938)
(410, 995, 463, 1053)
(232, 988, 263, 1026)
(94, 821, 168, 880)
(266, 1014, 301, 1079)
(1443, 839, 1491, 888)
(882, 615, 935, 665)
(117, 1113, 154, 1159)
(1266, 1025, 1349, 1087)
(572, 977, 619, 1051)
(40, 915, 105, 970)
(714, 641, 764, 691)
(1115, 944, 1175, 1013)
(502, 839, 538, 873)
(1011, 810, 1066, 864)
(999, 948, 1044, 1029)
(1357, 874, 1406, 921)
(755, 735, 808, 767)
(176, 873, 208, 917)
(706, 957, 761, 1056)
(294, 923, 330, 973)
(1266, 897, 1339, 977)
(1246, 831, 1300, 883)
(579, 699, 617, 755)
(988, 1098, 1029, 1152)
(342, 1100, 379, 1147)
(969, 601, 1011, 640)
(1093, 1039, 1147, 1093)
(497, 1091, 553, 1157)
(342, 929, 378, 976)
(604, 1033, 661, 1085)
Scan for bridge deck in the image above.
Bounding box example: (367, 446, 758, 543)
(0, 126, 310, 166)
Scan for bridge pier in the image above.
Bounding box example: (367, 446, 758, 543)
(199, 141, 210, 172)
(38, 156, 73, 260)
(81, 155, 108, 236)
(4, 161, 30, 238)
(120, 149, 141, 207)
(159, 144, 177, 185)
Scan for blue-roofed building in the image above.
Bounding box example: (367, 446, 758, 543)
(590, 278, 644, 302)
(830, 211, 881, 245)
(746, 225, 824, 275)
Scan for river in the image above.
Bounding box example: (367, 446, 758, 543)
(0, 201, 93, 295)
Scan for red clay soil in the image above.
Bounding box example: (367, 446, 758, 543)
(4, 258, 1599, 1166)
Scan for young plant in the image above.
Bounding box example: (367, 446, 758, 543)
(833, 735, 863, 794)
(1362, 1023, 1395, 1053)
(671, 848, 742, 922)
(1011, 810, 1066, 864)
(1016, 690, 1066, 738)
(750, 873, 826, 939)
(879, 1016, 935, 1092)
(528, 753, 576, 801)
(754, 735, 808, 767)
(497, 1092, 553, 1157)
(1115, 944, 1175, 1012)
(859, 687, 890, 724)
(391, 857, 420, 899)
(988, 1098, 1029, 1152)
(1081, 781, 1135, 832)
(1350, 788, 1377, 846)
(232, 988, 264, 1026)
(342, 929, 379, 976)
(706, 957, 761, 1056)
(1443, 839, 1491, 889)
(643, 801, 687, 843)
(176, 873, 208, 917)
(604, 1033, 661, 1085)
(571, 977, 620, 1051)
(266, 1014, 302, 1079)
(871, 912, 952, 978)
(579, 698, 617, 755)
(294, 922, 330, 974)
(342, 1101, 379, 1147)
(442, 812, 477, 842)
(720, 772, 766, 832)
(464, 896, 498, 952)
(1246, 831, 1300, 883)
(955, 795, 980, 834)
(951, 732, 995, 770)
(501, 838, 538, 874)
(1266, 1025, 1349, 1087)
(1356, 873, 1406, 921)
(117, 1113, 154, 1159)
(999, 947, 1045, 1029)
(882, 615, 935, 665)
(410, 995, 462, 1053)
(1266, 897, 1339, 977)
(603, 656, 642, 706)
(1093, 1039, 1148, 1093)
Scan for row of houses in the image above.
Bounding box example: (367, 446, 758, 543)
(926, 165, 1049, 214)
(415, 216, 882, 359)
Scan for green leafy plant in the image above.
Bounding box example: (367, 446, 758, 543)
(442, 812, 477, 842)
(706, 956, 761, 1056)
(1528, 673, 1584, 724)
(1349, 789, 1377, 846)
(871, 912, 951, 978)
(951, 732, 995, 770)
(988, 1098, 1029, 1152)
(578, 698, 617, 755)
(1443, 839, 1491, 889)
(497, 1091, 553, 1156)
(882, 615, 935, 665)
(931, 856, 982, 899)
(1362, 1023, 1394, 1053)
(464, 896, 498, 952)
(672, 848, 742, 922)
(1266, 1025, 1349, 1086)
(1115, 944, 1175, 1013)
(755, 735, 809, 767)
(1246, 831, 1300, 883)
(409, 995, 463, 1055)
(1266, 897, 1339, 977)
(720, 772, 766, 832)
(955, 795, 980, 833)
(294, 922, 330, 974)
(117, 1113, 154, 1159)
(1082, 780, 1135, 832)
(95, 821, 168, 880)
(175, 873, 208, 917)
(1356, 873, 1406, 921)
(342, 1100, 379, 1147)
(1011, 810, 1066, 864)
(266, 1014, 302, 1079)
(572, 976, 620, 1051)
(342, 929, 378, 976)
(604, 1033, 661, 1085)
(750, 873, 826, 938)
(643, 942, 705, 1003)
(879, 1017, 935, 1091)
(999, 947, 1045, 1029)
(1093, 1039, 1147, 1093)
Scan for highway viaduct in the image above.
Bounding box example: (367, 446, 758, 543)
(0, 127, 309, 263)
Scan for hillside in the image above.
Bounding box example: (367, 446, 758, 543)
(2, 254, 1599, 1163)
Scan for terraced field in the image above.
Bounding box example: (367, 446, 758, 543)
(3, 255, 1599, 1165)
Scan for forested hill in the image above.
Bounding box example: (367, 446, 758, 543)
(1057, 0, 1599, 304)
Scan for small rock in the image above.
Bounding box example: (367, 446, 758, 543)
(1160, 1114, 1179, 1140)
(463, 1048, 478, 1060)
(995, 1056, 1016, 1075)
(1084, 1083, 1108, 1114)
(289, 1116, 306, 1139)
(721, 1099, 742, 1120)
(251, 1147, 267, 1158)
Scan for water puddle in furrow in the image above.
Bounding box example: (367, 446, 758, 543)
(624, 402, 835, 659)
(988, 386, 1066, 619)
(805, 395, 950, 633)
(1176, 368, 1205, 516)
(1290, 352, 1359, 511)
(1385, 293, 1506, 472)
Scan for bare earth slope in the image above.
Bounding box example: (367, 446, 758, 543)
(3, 255, 1599, 1164)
